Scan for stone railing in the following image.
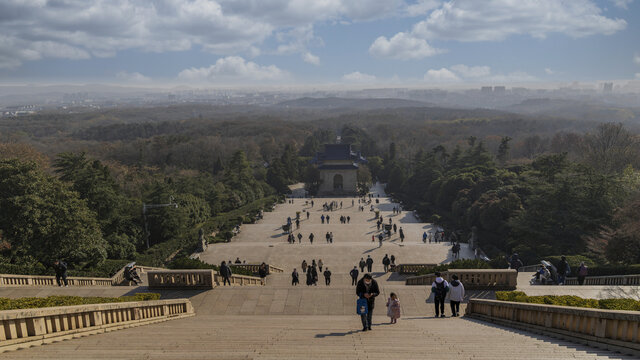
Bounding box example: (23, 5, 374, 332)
(147, 270, 217, 290)
(213, 273, 265, 286)
(229, 264, 284, 274)
(111, 265, 165, 286)
(0, 274, 113, 287)
(565, 274, 640, 286)
(406, 269, 517, 290)
(0, 299, 193, 353)
(147, 270, 265, 289)
(518, 264, 542, 273)
(393, 264, 437, 274)
(466, 299, 640, 356)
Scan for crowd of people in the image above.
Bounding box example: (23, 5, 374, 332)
(293, 259, 333, 286)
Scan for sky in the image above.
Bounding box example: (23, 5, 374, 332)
(0, 0, 639, 87)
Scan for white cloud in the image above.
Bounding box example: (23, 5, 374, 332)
(634, 53, 640, 65)
(342, 71, 376, 82)
(406, 0, 441, 16)
(369, 32, 443, 60)
(116, 71, 151, 83)
(302, 52, 320, 65)
(610, 0, 633, 9)
(545, 68, 554, 75)
(636, 73, 640, 79)
(411, 0, 626, 41)
(423, 68, 460, 82)
(178, 56, 287, 82)
(450, 64, 491, 78)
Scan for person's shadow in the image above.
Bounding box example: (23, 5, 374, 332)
(315, 330, 360, 338)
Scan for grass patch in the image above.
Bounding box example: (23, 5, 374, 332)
(495, 291, 640, 311)
(0, 293, 161, 311)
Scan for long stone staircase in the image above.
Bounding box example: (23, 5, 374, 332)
(1, 184, 637, 359)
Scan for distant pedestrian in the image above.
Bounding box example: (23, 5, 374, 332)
(366, 255, 374, 273)
(321, 214, 325, 224)
(306, 269, 313, 286)
(330, 232, 334, 243)
(307, 211, 310, 220)
(295, 218, 300, 229)
(302, 260, 308, 273)
(53, 260, 68, 287)
(423, 232, 427, 243)
(311, 266, 318, 286)
(386, 292, 401, 324)
(393, 223, 397, 234)
(399, 228, 404, 242)
(258, 263, 268, 282)
(557, 256, 570, 285)
(431, 272, 449, 318)
(219, 261, 232, 286)
(578, 262, 588, 285)
(390, 254, 396, 266)
(326, 232, 330, 243)
(382, 254, 391, 272)
(318, 259, 324, 272)
(292, 269, 299, 286)
(297, 233, 302, 243)
(347, 216, 351, 224)
(378, 233, 383, 247)
(323, 268, 332, 286)
(359, 258, 366, 273)
(309, 233, 314, 244)
(350, 266, 359, 286)
(326, 215, 330, 224)
(448, 274, 465, 317)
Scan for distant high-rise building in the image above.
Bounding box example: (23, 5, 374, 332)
(481, 86, 493, 94)
(603, 82, 613, 93)
(493, 86, 506, 94)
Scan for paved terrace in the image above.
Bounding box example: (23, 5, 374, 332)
(0, 184, 637, 359)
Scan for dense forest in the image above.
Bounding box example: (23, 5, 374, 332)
(1, 103, 639, 276)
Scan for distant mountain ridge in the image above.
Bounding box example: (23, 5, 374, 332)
(276, 97, 432, 110)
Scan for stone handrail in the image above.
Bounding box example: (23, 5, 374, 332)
(0, 299, 194, 353)
(466, 299, 640, 356)
(111, 265, 165, 286)
(405, 269, 517, 290)
(0, 274, 113, 287)
(147, 270, 217, 290)
(518, 264, 542, 273)
(393, 264, 437, 274)
(213, 273, 265, 286)
(147, 270, 265, 289)
(565, 274, 640, 286)
(229, 264, 285, 274)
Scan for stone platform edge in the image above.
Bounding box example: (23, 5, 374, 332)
(0, 298, 194, 353)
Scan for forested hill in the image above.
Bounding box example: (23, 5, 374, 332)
(276, 97, 432, 109)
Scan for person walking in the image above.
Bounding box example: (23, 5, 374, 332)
(306, 269, 313, 286)
(318, 259, 324, 272)
(321, 214, 325, 224)
(323, 268, 332, 286)
(509, 253, 524, 272)
(309, 233, 314, 244)
(366, 255, 374, 273)
(311, 266, 318, 286)
(258, 263, 268, 283)
(329, 232, 334, 244)
(390, 254, 396, 266)
(382, 254, 391, 273)
(356, 274, 380, 331)
(386, 292, 401, 324)
(307, 211, 310, 220)
(423, 231, 427, 243)
(347, 216, 351, 224)
(219, 261, 232, 286)
(326, 232, 330, 243)
(378, 233, 383, 247)
(292, 268, 299, 286)
(577, 262, 588, 285)
(297, 233, 303, 243)
(295, 218, 300, 229)
(53, 260, 68, 287)
(448, 274, 465, 317)
(350, 266, 359, 286)
(393, 223, 397, 234)
(359, 258, 366, 273)
(557, 256, 570, 285)
(326, 215, 330, 224)
(431, 272, 449, 317)
(302, 260, 307, 273)
(399, 228, 404, 242)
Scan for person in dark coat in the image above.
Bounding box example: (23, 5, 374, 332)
(292, 268, 299, 286)
(219, 261, 232, 286)
(54, 260, 68, 287)
(359, 258, 366, 273)
(311, 266, 318, 286)
(366, 256, 374, 272)
(356, 274, 380, 331)
(323, 268, 332, 286)
(382, 254, 391, 272)
(258, 263, 268, 283)
(350, 266, 359, 286)
(306, 269, 313, 286)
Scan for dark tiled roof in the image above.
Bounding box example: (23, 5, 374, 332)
(322, 144, 351, 160)
(317, 164, 359, 170)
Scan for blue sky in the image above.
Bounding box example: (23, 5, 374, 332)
(0, 0, 639, 86)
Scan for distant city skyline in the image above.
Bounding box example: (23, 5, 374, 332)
(1, 0, 639, 86)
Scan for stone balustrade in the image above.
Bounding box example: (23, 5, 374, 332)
(0, 274, 113, 287)
(518, 264, 542, 273)
(147, 270, 264, 289)
(405, 269, 517, 290)
(0, 299, 194, 353)
(565, 274, 640, 286)
(229, 264, 285, 274)
(466, 299, 640, 356)
(111, 265, 165, 286)
(393, 264, 437, 274)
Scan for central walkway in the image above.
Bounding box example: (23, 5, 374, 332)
(2, 184, 636, 359)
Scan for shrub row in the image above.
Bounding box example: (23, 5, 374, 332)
(0, 293, 161, 311)
(495, 291, 640, 311)
(415, 259, 492, 276)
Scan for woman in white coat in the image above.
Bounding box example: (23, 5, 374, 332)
(448, 274, 465, 317)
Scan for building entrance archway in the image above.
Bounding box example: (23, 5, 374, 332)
(333, 174, 343, 191)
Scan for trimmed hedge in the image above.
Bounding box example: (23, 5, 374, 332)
(0, 293, 161, 311)
(495, 291, 640, 311)
(415, 259, 492, 276)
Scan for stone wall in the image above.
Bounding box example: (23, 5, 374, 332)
(405, 269, 517, 290)
(318, 169, 357, 196)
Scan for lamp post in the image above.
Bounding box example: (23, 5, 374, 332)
(142, 196, 178, 249)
